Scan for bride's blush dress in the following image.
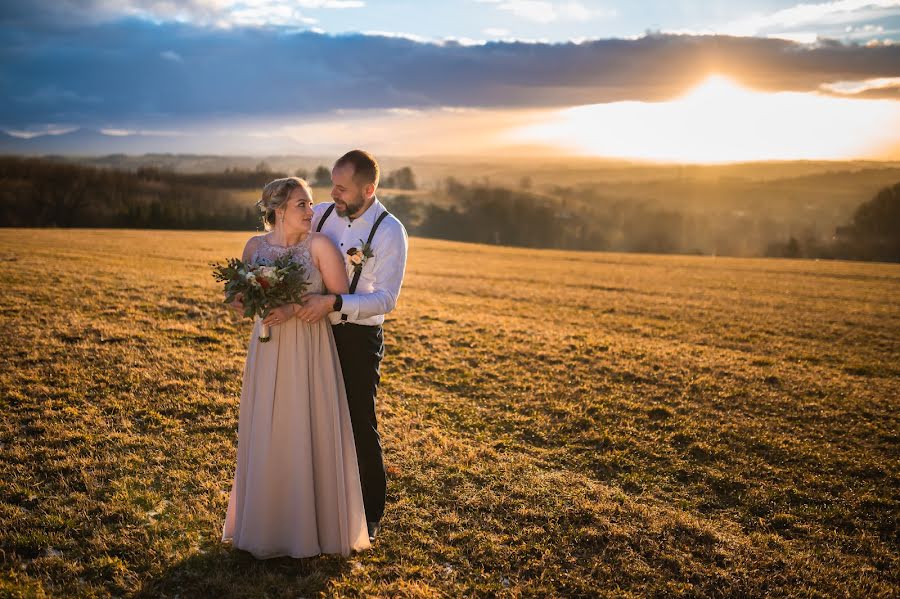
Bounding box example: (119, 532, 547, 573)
(222, 235, 370, 558)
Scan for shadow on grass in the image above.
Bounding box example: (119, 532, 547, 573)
(135, 543, 354, 599)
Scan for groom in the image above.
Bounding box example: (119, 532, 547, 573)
(297, 149, 408, 543)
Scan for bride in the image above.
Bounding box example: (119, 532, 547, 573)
(221, 176, 370, 558)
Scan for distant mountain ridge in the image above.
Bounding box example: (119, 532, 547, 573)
(3, 129, 900, 184)
(0, 128, 331, 159)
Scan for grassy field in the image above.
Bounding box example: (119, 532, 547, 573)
(1, 228, 898, 598)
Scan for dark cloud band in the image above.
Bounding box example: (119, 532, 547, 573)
(1, 20, 899, 129)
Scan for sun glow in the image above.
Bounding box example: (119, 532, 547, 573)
(510, 75, 900, 162)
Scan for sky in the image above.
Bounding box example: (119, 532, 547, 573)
(2, 0, 900, 161)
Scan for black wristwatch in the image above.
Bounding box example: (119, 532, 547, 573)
(332, 294, 343, 312)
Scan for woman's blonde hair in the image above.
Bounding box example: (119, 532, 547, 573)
(257, 177, 313, 231)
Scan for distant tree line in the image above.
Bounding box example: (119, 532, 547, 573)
(2, 156, 896, 262)
(296, 165, 416, 189)
(767, 182, 900, 262)
(136, 161, 287, 189)
(381, 167, 417, 190)
(384, 179, 586, 249)
(0, 157, 418, 231)
(384, 178, 734, 253)
(0, 157, 276, 229)
(379, 178, 900, 262)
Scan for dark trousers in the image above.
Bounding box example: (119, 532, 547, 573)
(331, 323, 386, 523)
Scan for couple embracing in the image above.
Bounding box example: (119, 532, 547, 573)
(221, 150, 407, 558)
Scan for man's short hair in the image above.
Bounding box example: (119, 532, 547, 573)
(334, 149, 379, 188)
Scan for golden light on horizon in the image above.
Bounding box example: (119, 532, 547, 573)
(509, 75, 900, 163)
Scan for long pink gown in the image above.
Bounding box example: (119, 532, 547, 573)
(222, 235, 370, 558)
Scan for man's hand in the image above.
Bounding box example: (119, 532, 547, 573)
(296, 293, 336, 324)
(261, 304, 296, 327)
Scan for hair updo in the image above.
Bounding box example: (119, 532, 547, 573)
(256, 177, 313, 231)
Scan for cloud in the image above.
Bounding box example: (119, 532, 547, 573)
(160, 50, 184, 62)
(557, 1, 616, 21)
(649, 1, 900, 46)
(297, 0, 365, 7)
(224, 3, 320, 28)
(765, 31, 821, 44)
(5, 125, 80, 139)
(1, 22, 899, 132)
(478, 0, 615, 23)
(0, 0, 361, 28)
(14, 86, 102, 105)
(497, 1, 557, 23)
(720, 0, 900, 36)
(360, 30, 433, 43)
(819, 75, 900, 97)
(100, 128, 185, 136)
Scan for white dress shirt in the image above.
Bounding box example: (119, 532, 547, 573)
(312, 197, 408, 326)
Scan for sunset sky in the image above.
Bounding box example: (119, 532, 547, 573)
(2, 0, 899, 161)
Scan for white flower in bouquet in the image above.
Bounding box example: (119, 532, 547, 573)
(212, 254, 309, 343)
(257, 265, 278, 284)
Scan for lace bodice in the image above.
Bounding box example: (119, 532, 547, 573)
(250, 234, 323, 293)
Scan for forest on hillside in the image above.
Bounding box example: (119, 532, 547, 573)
(0, 156, 897, 262)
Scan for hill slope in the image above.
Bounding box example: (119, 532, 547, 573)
(0, 230, 897, 597)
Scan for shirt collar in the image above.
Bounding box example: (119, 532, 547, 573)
(348, 196, 382, 226)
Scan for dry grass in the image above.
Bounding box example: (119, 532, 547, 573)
(1, 228, 897, 598)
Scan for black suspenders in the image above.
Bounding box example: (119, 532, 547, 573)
(341, 210, 390, 322)
(317, 203, 391, 323)
(315, 203, 335, 233)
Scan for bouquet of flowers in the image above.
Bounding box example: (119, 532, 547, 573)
(211, 255, 308, 342)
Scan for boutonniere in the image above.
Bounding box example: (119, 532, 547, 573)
(346, 240, 374, 276)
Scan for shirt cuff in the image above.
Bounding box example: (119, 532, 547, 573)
(340, 293, 360, 321)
